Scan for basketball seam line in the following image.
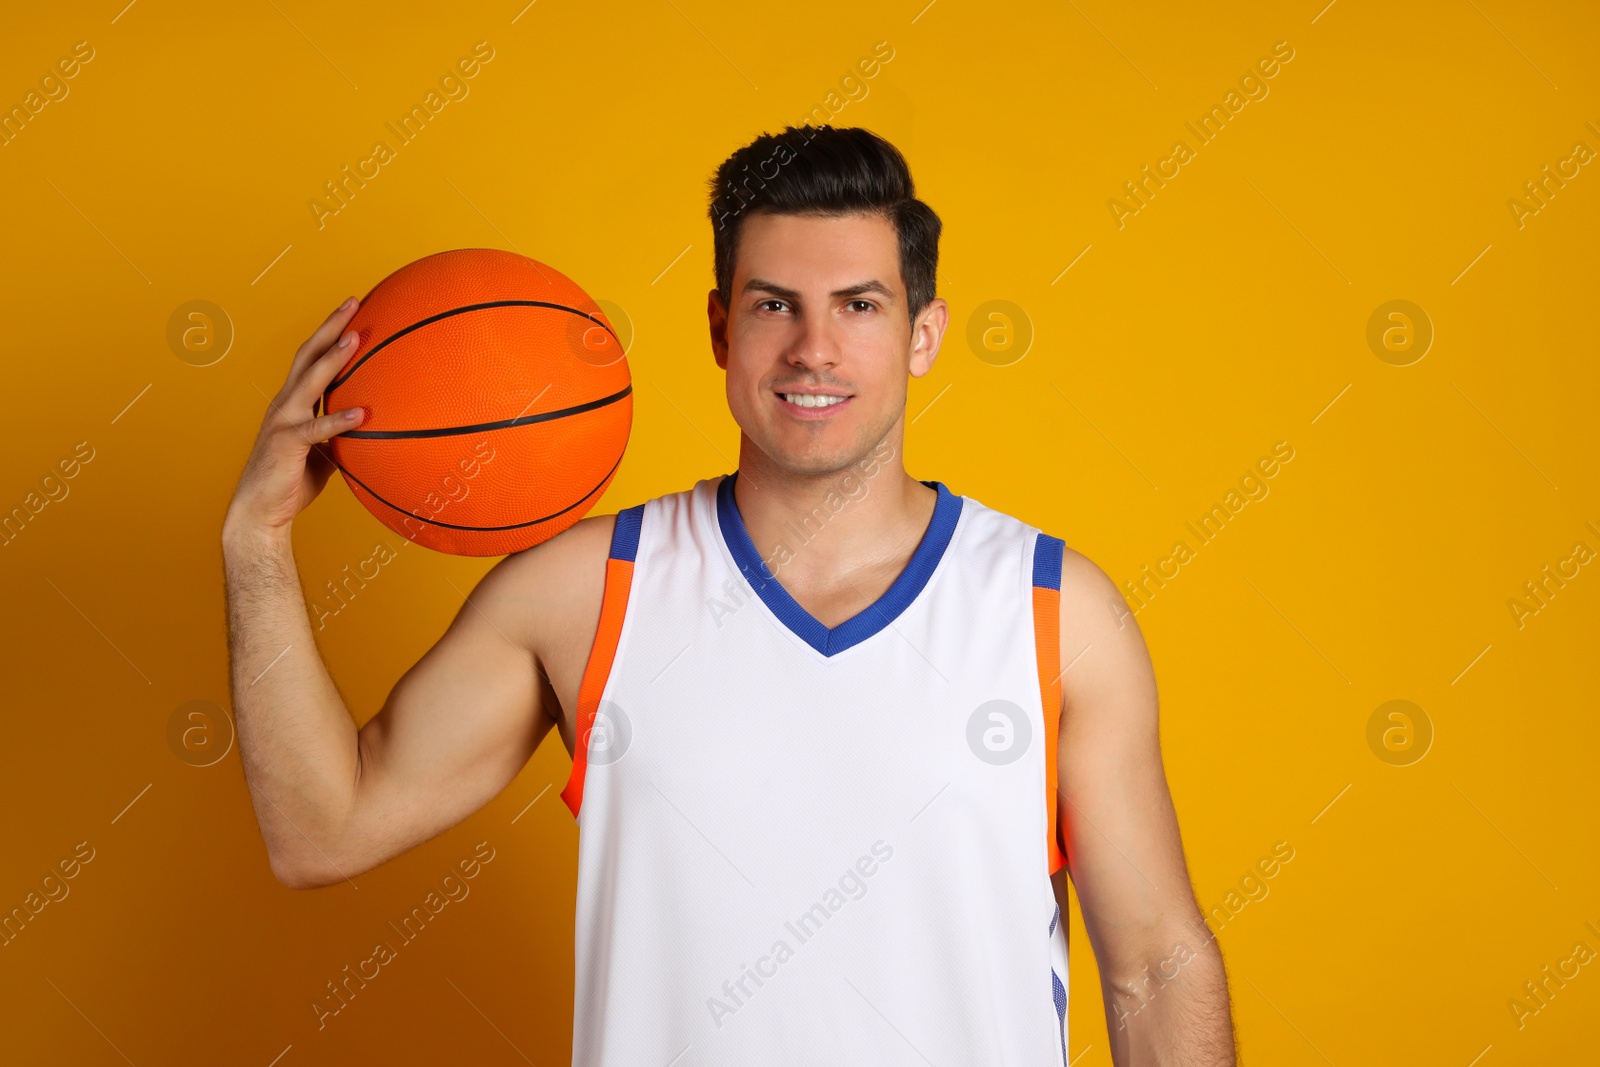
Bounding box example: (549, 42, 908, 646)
(336, 451, 625, 533)
(325, 299, 622, 394)
(338, 384, 632, 440)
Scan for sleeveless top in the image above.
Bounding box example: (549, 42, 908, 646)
(559, 472, 1071, 1065)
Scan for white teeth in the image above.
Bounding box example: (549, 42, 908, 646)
(782, 393, 846, 408)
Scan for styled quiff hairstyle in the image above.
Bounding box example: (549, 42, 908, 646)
(706, 125, 941, 326)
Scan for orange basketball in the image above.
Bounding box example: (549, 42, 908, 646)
(322, 248, 631, 556)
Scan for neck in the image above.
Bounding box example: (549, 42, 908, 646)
(729, 437, 938, 593)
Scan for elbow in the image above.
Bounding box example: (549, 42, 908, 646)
(262, 805, 360, 889)
(1106, 928, 1227, 1013)
(269, 851, 338, 890)
(269, 854, 315, 890)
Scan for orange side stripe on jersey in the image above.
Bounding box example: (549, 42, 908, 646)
(1033, 584, 1068, 875)
(560, 555, 636, 818)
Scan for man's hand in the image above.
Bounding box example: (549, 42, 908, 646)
(221, 293, 584, 890)
(224, 296, 366, 541)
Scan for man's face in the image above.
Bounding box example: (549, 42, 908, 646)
(709, 211, 946, 477)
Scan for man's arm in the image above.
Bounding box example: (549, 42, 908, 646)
(1051, 549, 1237, 1065)
(222, 297, 598, 889)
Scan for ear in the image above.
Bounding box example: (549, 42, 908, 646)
(909, 297, 948, 378)
(708, 288, 729, 370)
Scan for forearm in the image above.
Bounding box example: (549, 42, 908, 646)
(1103, 923, 1237, 1066)
(223, 523, 360, 885)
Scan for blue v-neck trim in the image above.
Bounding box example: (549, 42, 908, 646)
(715, 471, 963, 657)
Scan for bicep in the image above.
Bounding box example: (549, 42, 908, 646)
(1055, 550, 1201, 966)
(341, 550, 557, 872)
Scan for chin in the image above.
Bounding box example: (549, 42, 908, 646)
(767, 432, 883, 479)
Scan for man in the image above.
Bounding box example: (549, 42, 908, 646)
(224, 124, 1237, 1064)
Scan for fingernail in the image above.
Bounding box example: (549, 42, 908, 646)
(341, 296, 357, 311)
(343, 407, 363, 421)
(339, 331, 356, 348)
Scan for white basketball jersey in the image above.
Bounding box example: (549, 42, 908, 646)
(559, 472, 1071, 1065)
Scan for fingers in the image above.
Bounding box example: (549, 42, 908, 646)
(308, 440, 336, 477)
(284, 296, 360, 388)
(306, 441, 338, 494)
(300, 405, 366, 445)
(286, 328, 361, 410)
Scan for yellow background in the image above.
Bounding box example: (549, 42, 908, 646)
(2, 0, 1596, 1063)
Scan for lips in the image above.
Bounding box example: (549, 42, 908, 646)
(775, 390, 853, 417)
(778, 392, 849, 408)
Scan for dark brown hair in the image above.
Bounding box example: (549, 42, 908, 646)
(706, 125, 941, 325)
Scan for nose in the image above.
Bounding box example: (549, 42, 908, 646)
(784, 305, 842, 372)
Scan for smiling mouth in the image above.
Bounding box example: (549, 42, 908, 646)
(777, 392, 852, 409)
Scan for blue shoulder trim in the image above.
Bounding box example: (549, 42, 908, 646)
(1032, 532, 1065, 590)
(609, 504, 645, 562)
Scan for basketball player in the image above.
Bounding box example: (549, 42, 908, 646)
(223, 126, 1238, 1064)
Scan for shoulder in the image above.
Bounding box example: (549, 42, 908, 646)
(1056, 545, 1124, 616)
(488, 476, 707, 581)
(954, 494, 1118, 611)
(473, 477, 704, 625)
(498, 511, 617, 583)
(959, 492, 1155, 715)
(1052, 543, 1157, 718)
(976, 500, 1149, 693)
(964, 494, 1122, 622)
(444, 513, 615, 650)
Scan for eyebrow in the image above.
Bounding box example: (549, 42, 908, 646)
(742, 278, 897, 304)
